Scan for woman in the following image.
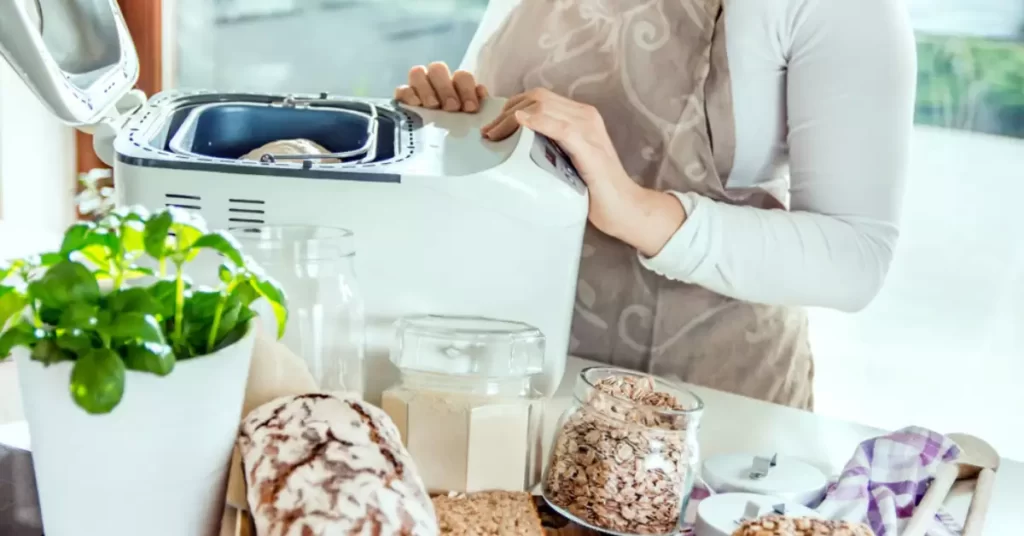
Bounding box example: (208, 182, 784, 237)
(394, 0, 916, 409)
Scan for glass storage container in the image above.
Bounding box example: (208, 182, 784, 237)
(230, 225, 365, 397)
(381, 315, 546, 494)
(543, 367, 703, 536)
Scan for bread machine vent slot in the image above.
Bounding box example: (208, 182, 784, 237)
(165, 193, 202, 211)
(228, 198, 266, 226)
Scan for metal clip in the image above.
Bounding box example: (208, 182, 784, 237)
(270, 94, 335, 109)
(748, 453, 778, 480)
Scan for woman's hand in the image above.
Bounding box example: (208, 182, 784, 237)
(482, 88, 686, 257)
(394, 62, 488, 113)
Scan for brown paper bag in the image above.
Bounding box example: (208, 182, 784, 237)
(221, 321, 318, 535)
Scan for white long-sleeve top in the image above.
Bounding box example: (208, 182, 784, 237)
(638, 0, 918, 312)
(464, 0, 917, 313)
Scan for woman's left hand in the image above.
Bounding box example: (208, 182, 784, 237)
(481, 88, 686, 257)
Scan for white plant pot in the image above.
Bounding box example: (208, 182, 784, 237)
(14, 324, 256, 536)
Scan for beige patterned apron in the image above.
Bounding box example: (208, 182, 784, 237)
(476, 0, 814, 409)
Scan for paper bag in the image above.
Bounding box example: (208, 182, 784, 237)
(221, 320, 318, 535)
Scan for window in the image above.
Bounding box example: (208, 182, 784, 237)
(811, 1, 1024, 459)
(171, 0, 488, 95)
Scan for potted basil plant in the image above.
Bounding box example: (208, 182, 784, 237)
(0, 206, 287, 536)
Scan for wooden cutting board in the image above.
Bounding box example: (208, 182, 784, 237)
(222, 494, 601, 536)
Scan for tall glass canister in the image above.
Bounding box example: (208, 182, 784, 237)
(230, 225, 365, 397)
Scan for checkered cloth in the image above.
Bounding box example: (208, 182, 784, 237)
(684, 426, 963, 535)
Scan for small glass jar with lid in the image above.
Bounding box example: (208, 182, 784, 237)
(380, 315, 546, 495)
(543, 366, 704, 536)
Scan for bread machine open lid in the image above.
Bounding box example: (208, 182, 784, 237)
(0, 0, 141, 127)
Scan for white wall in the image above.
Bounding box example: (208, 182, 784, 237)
(0, 61, 76, 233)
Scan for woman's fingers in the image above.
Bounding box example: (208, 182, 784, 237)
(482, 98, 537, 140)
(427, 62, 460, 112)
(452, 70, 480, 112)
(516, 107, 572, 148)
(400, 62, 488, 113)
(408, 66, 439, 108)
(393, 85, 421, 106)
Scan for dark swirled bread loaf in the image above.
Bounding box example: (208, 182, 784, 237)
(239, 393, 438, 536)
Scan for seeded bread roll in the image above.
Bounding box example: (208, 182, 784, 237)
(239, 139, 340, 163)
(239, 393, 437, 536)
(431, 491, 543, 536)
(731, 515, 875, 536)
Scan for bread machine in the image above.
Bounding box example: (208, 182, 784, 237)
(0, 0, 589, 400)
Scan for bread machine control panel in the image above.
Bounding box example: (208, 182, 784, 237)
(530, 134, 586, 195)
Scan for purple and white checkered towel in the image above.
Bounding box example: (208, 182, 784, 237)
(684, 426, 964, 535)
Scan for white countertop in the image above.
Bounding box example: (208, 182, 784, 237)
(2, 222, 1022, 532)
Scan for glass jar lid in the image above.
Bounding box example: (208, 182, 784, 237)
(701, 453, 828, 507)
(390, 315, 545, 378)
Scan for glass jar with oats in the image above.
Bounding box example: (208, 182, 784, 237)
(542, 367, 703, 536)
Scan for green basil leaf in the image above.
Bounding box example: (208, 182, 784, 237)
(29, 260, 100, 309)
(0, 323, 37, 359)
(30, 338, 73, 365)
(118, 208, 149, 225)
(231, 280, 259, 307)
(38, 306, 62, 327)
(144, 210, 174, 259)
(121, 218, 146, 256)
(74, 245, 111, 270)
(251, 276, 288, 339)
(59, 222, 98, 255)
(167, 208, 206, 252)
(89, 228, 120, 258)
(37, 252, 64, 267)
(105, 313, 165, 345)
(107, 287, 164, 316)
(123, 342, 175, 376)
(56, 329, 95, 353)
(191, 232, 245, 266)
(184, 289, 222, 322)
(113, 205, 149, 221)
(218, 264, 235, 284)
(123, 265, 155, 278)
(0, 286, 27, 331)
(0, 261, 16, 282)
(146, 279, 188, 319)
(213, 319, 250, 352)
(216, 297, 243, 339)
(70, 348, 125, 414)
(98, 211, 122, 230)
(58, 302, 99, 330)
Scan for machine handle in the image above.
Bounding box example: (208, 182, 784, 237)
(259, 100, 380, 164)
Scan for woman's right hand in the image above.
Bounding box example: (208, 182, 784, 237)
(394, 62, 488, 113)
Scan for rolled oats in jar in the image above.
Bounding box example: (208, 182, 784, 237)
(542, 367, 703, 536)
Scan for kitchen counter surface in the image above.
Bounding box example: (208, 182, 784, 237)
(1, 222, 1022, 532)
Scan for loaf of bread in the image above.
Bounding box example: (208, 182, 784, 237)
(731, 515, 875, 536)
(431, 491, 543, 536)
(238, 393, 437, 536)
(239, 139, 340, 163)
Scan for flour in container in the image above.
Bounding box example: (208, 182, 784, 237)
(381, 315, 547, 494)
